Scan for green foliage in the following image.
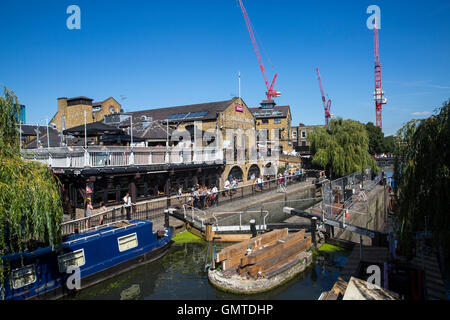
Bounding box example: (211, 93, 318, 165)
(307, 118, 379, 178)
(365, 121, 397, 155)
(0, 87, 63, 292)
(393, 99, 450, 257)
(382, 135, 396, 154)
(365, 122, 384, 155)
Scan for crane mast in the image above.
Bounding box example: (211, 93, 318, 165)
(316, 68, 332, 126)
(373, 17, 386, 129)
(238, 0, 281, 101)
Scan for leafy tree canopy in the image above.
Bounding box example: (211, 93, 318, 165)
(307, 117, 379, 178)
(393, 99, 450, 257)
(0, 87, 63, 290)
(365, 122, 385, 155)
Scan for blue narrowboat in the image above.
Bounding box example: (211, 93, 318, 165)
(1, 220, 173, 300)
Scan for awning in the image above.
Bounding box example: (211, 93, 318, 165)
(63, 122, 124, 137)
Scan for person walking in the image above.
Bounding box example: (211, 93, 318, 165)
(257, 176, 263, 191)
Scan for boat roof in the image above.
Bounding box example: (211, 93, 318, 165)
(1, 220, 152, 262)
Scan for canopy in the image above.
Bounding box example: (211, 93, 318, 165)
(63, 122, 124, 137)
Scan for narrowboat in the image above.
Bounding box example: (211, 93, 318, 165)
(1, 219, 173, 300)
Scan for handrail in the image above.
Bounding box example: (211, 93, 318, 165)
(64, 220, 147, 245)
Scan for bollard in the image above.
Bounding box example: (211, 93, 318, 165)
(164, 209, 170, 228)
(205, 223, 213, 242)
(311, 217, 317, 249)
(249, 219, 257, 238)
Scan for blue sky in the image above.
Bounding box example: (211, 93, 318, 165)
(1, 0, 449, 135)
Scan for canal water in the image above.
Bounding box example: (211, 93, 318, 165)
(64, 177, 352, 300)
(64, 241, 349, 300)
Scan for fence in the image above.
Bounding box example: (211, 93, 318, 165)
(21, 146, 225, 168)
(61, 172, 310, 236)
(321, 169, 372, 220)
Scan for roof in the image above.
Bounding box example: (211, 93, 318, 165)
(120, 98, 237, 125)
(249, 105, 290, 119)
(67, 96, 93, 101)
(131, 121, 173, 141)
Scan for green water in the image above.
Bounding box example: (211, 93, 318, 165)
(65, 240, 350, 300)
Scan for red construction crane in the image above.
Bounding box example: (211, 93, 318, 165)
(238, 0, 281, 101)
(373, 17, 387, 129)
(316, 68, 332, 126)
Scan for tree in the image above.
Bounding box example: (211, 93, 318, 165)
(365, 122, 384, 155)
(393, 99, 450, 259)
(382, 135, 396, 154)
(0, 87, 63, 293)
(308, 117, 379, 178)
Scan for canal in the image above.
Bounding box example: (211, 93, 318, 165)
(64, 240, 349, 300)
(63, 174, 366, 300)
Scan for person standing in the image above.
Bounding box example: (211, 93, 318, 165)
(211, 185, 218, 206)
(224, 179, 231, 196)
(98, 201, 107, 225)
(177, 186, 184, 205)
(84, 198, 93, 229)
(123, 192, 132, 220)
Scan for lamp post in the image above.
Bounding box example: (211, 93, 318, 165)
(84, 110, 87, 149)
(122, 114, 133, 147)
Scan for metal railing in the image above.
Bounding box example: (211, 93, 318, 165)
(60, 172, 310, 236)
(21, 146, 226, 168)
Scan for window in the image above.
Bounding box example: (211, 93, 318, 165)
(118, 233, 138, 252)
(292, 131, 297, 139)
(301, 130, 306, 138)
(11, 265, 37, 289)
(186, 111, 208, 119)
(58, 249, 86, 272)
(167, 113, 188, 120)
(262, 119, 269, 124)
(274, 118, 281, 124)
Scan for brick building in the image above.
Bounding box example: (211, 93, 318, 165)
(50, 96, 122, 131)
(249, 100, 294, 155)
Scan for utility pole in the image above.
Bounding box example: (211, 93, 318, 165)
(46, 117, 50, 149)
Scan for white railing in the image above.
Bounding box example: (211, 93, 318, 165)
(21, 146, 225, 168)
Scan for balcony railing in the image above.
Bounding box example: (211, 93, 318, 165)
(21, 146, 225, 168)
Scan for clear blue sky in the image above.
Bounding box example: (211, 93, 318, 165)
(1, 0, 449, 135)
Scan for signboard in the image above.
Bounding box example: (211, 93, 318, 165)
(235, 105, 244, 112)
(86, 183, 94, 194)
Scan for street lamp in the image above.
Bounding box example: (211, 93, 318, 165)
(121, 113, 133, 146)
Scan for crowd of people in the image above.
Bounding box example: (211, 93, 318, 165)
(82, 168, 307, 225)
(179, 184, 219, 209)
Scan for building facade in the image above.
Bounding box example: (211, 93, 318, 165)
(292, 123, 326, 155)
(50, 96, 121, 131)
(249, 101, 294, 155)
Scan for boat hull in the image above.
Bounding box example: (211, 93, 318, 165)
(2, 220, 173, 300)
(30, 239, 173, 300)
